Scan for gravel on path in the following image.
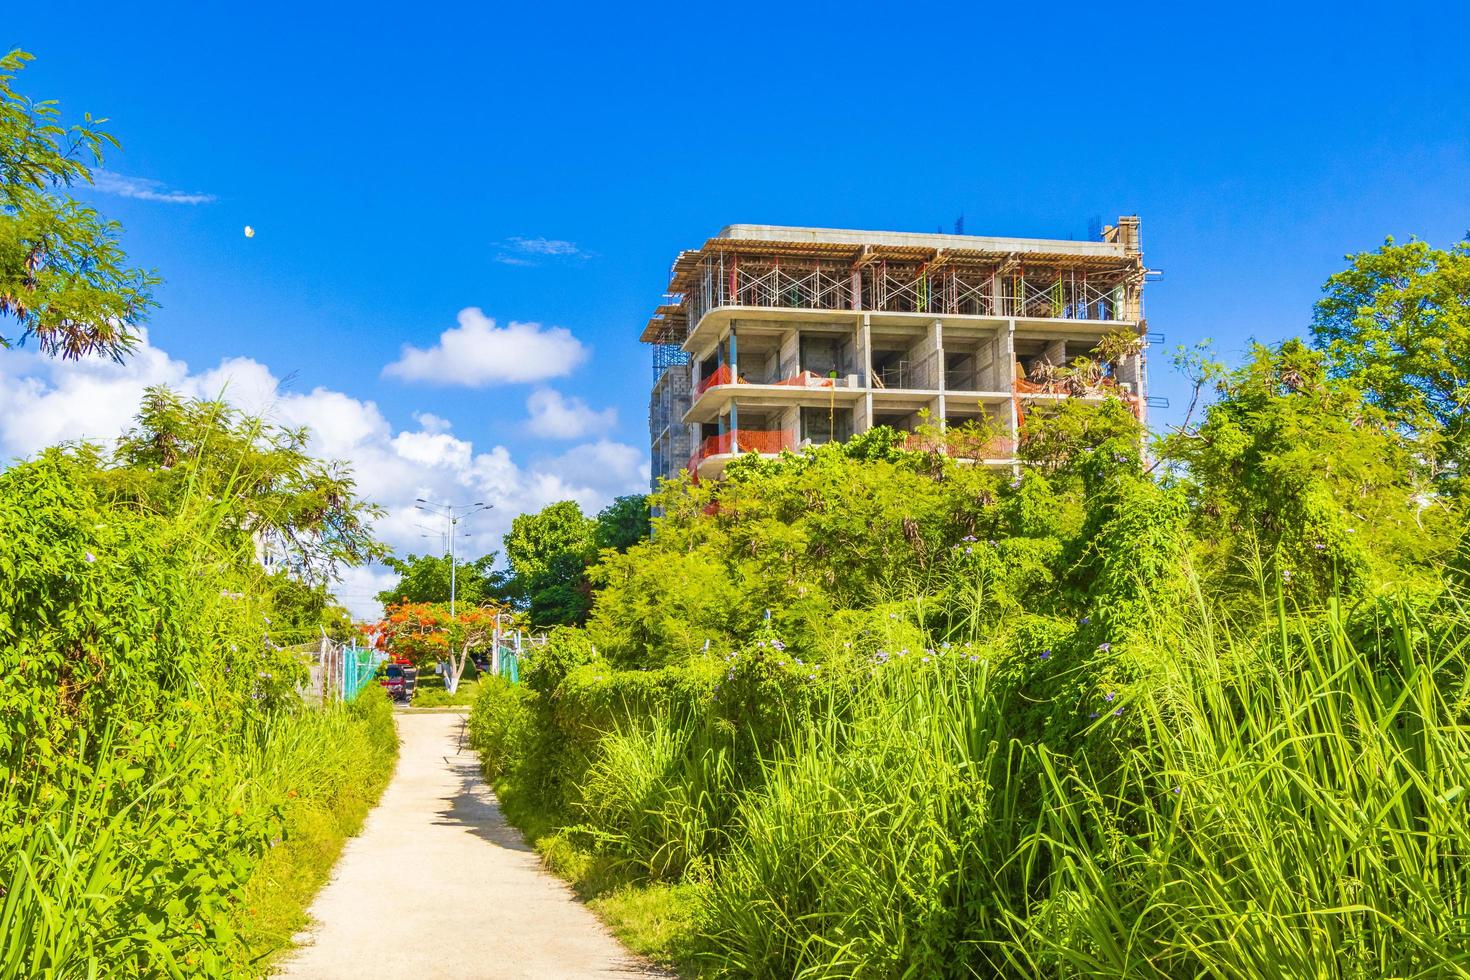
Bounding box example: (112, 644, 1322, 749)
(276, 711, 670, 979)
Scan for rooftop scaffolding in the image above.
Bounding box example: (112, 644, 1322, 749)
(644, 219, 1147, 350)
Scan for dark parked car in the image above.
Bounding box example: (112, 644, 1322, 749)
(380, 663, 410, 703)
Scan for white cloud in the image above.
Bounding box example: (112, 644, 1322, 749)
(413, 411, 452, 434)
(0, 334, 648, 621)
(92, 170, 216, 205)
(525, 387, 617, 439)
(382, 308, 588, 387)
(492, 237, 593, 265)
(509, 237, 584, 256)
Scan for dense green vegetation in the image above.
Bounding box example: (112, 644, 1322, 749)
(471, 241, 1470, 978)
(500, 494, 652, 627)
(0, 394, 397, 978)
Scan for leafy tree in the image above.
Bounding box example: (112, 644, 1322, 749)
(365, 601, 507, 694)
(504, 500, 598, 627)
(374, 552, 507, 607)
(1018, 396, 1143, 480)
(505, 500, 596, 579)
(1160, 339, 1450, 601)
(594, 494, 651, 552)
(267, 573, 355, 644)
(1313, 235, 1470, 485)
(0, 49, 157, 360)
(105, 386, 384, 582)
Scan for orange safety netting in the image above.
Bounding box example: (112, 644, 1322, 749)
(695, 364, 739, 396)
(772, 370, 835, 388)
(694, 429, 793, 462)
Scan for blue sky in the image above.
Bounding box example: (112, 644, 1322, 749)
(4, 2, 1468, 612)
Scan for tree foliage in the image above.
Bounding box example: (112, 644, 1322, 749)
(364, 601, 509, 694)
(0, 49, 157, 360)
(505, 500, 597, 581)
(1161, 339, 1452, 601)
(503, 500, 598, 626)
(106, 386, 385, 583)
(374, 551, 506, 607)
(1313, 234, 1470, 484)
(594, 493, 652, 552)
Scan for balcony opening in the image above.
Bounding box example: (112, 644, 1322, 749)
(799, 335, 848, 379)
(736, 335, 783, 384)
(873, 410, 923, 433)
(696, 352, 722, 391)
(870, 338, 938, 390)
(943, 335, 1002, 391)
(799, 406, 853, 447)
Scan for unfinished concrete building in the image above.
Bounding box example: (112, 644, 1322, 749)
(643, 218, 1151, 486)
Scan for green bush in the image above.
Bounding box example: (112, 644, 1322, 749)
(467, 674, 534, 781)
(0, 431, 396, 977)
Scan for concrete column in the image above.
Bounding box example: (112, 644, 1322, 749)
(779, 329, 800, 380)
(1006, 320, 1020, 448)
(1041, 337, 1067, 367)
(730, 402, 739, 453)
(909, 319, 942, 390)
(729, 324, 738, 379)
(933, 320, 945, 390)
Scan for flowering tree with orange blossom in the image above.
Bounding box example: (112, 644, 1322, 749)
(363, 601, 505, 694)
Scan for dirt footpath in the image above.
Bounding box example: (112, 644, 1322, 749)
(277, 711, 668, 979)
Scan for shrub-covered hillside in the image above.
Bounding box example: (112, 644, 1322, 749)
(471, 237, 1470, 979)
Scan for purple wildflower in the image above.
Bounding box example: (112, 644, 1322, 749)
(84, 552, 96, 564)
(1080, 616, 1091, 626)
(1113, 707, 1123, 717)
(1039, 649, 1051, 660)
(1104, 691, 1115, 702)
(1097, 642, 1111, 652)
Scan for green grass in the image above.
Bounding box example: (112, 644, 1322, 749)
(0, 689, 399, 979)
(590, 882, 704, 973)
(473, 587, 1470, 978)
(229, 688, 398, 971)
(410, 672, 482, 707)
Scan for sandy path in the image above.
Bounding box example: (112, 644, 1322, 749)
(277, 711, 668, 979)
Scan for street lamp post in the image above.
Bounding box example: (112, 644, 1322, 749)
(413, 499, 491, 616)
(413, 498, 492, 694)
